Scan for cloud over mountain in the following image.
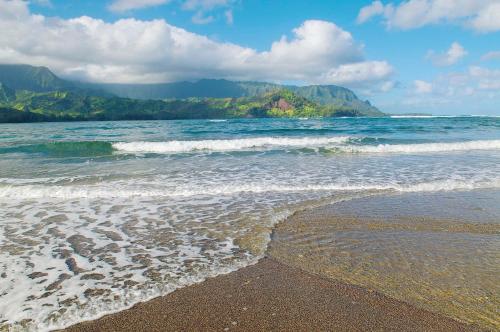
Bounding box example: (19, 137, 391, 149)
(0, 0, 393, 89)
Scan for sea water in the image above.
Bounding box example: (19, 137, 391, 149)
(0, 116, 499, 330)
(268, 190, 500, 329)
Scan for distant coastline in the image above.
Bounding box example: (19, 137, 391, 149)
(0, 64, 384, 123)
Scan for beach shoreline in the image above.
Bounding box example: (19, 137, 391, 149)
(61, 190, 500, 332)
(62, 257, 479, 332)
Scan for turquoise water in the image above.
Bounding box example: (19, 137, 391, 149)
(1, 116, 500, 330)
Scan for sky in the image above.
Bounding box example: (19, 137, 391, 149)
(0, 0, 500, 115)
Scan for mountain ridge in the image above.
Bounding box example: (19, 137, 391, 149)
(90, 79, 379, 115)
(0, 64, 385, 122)
(0, 64, 71, 92)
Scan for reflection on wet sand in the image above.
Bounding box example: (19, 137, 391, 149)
(268, 190, 500, 330)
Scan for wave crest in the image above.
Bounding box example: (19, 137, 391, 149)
(2, 178, 499, 200)
(113, 136, 352, 153)
(332, 140, 500, 154)
(113, 138, 500, 155)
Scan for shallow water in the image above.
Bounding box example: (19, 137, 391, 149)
(268, 190, 500, 329)
(0, 117, 499, 330)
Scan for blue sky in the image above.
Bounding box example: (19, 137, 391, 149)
(2, 0, 500, 114)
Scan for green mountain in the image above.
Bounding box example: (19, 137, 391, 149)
(291, 85, 379, 116)
(0, 88, 384, 123)
(0, 83, 16, 103)
(0, 106, 47, 123)
(93, 79, 380, 115)
(0, 64, 381, 114)
(0, 64, 114, 98)
(0, 64, 385, 122)
(0, 64, 71, 92)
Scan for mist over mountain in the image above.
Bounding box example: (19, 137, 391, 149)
(0, 64, 384, 122)
(88, 79, 379, 115)
(0, 64, 70, 92)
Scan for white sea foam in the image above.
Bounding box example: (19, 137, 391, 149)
(390, 115, 456, 118)
(335, 140, 500, 154)
(391, 115, 500, 118)
(112, 136, 351, 153)
(2, 178, 499, 200)
(112, 138, 500, 155)
(0, 183, 359, 331)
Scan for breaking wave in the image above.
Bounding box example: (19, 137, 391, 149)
(112, 136, 352, 153)
(113, 138, 500, 155)
(330, 140, 500, 154)
(3, 138, 500, 157)
(2, 178, 500, 200)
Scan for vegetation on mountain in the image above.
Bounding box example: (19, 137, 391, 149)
(94, 80, 380, 115)
(0, 64, 385, 122)
(0, 64, 70, 92)
(0, 83, 16, 103)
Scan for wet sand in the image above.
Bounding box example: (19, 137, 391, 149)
(269, 190, 500, 330)
(62, 190, 499, 332)
(63, 258, 479, 332)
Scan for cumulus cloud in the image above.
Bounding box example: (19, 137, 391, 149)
(0, 0, 393, 89)
(357, 0, 500, 32)
(414, 80, 433, 93)
(320, 61, 394, 87)
(408, 66, 500, 100)
(356, 0, 389, 24)
(426, 42, 467, 66)
(108, 0, 170, 12)
(481, 51, 500, 61)
(191, 11, 214, 24)
(182, 0, 233, 24)
(391, 66, 500, 113)
(108, 0, 233, 25)
(469, 66, 500, 90)
(468, 2, 500, 32)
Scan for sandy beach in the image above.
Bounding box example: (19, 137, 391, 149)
(61, 190, 500, 332)
(268, 190, 500, 330)
(62, 257, 479, 332)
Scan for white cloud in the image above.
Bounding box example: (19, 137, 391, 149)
(224, 9, 233, 24)
(408, 66, 500, 100)
(108, 0, 170, 12)
(191, 11, 214, 24)
(413, 80, 433, 93)
(0, 0, 393, 89)
(356, 0, 390, 24)
(380, 80, 396, 92)
(389, 67, 500, 113)
(481, 51, 500, 61)
(357, 0, 500, 32)
(320, 61, 394, 87)
(426, 42, 467, 66)
(182, 0, 233, 23)
(469, 2, 500, 32)
(182, 0, 230, 11)
(469, 66, 500, 90)
(108, 0, 233, 25)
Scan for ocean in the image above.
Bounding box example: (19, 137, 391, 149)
(1, 116, 499, 330)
